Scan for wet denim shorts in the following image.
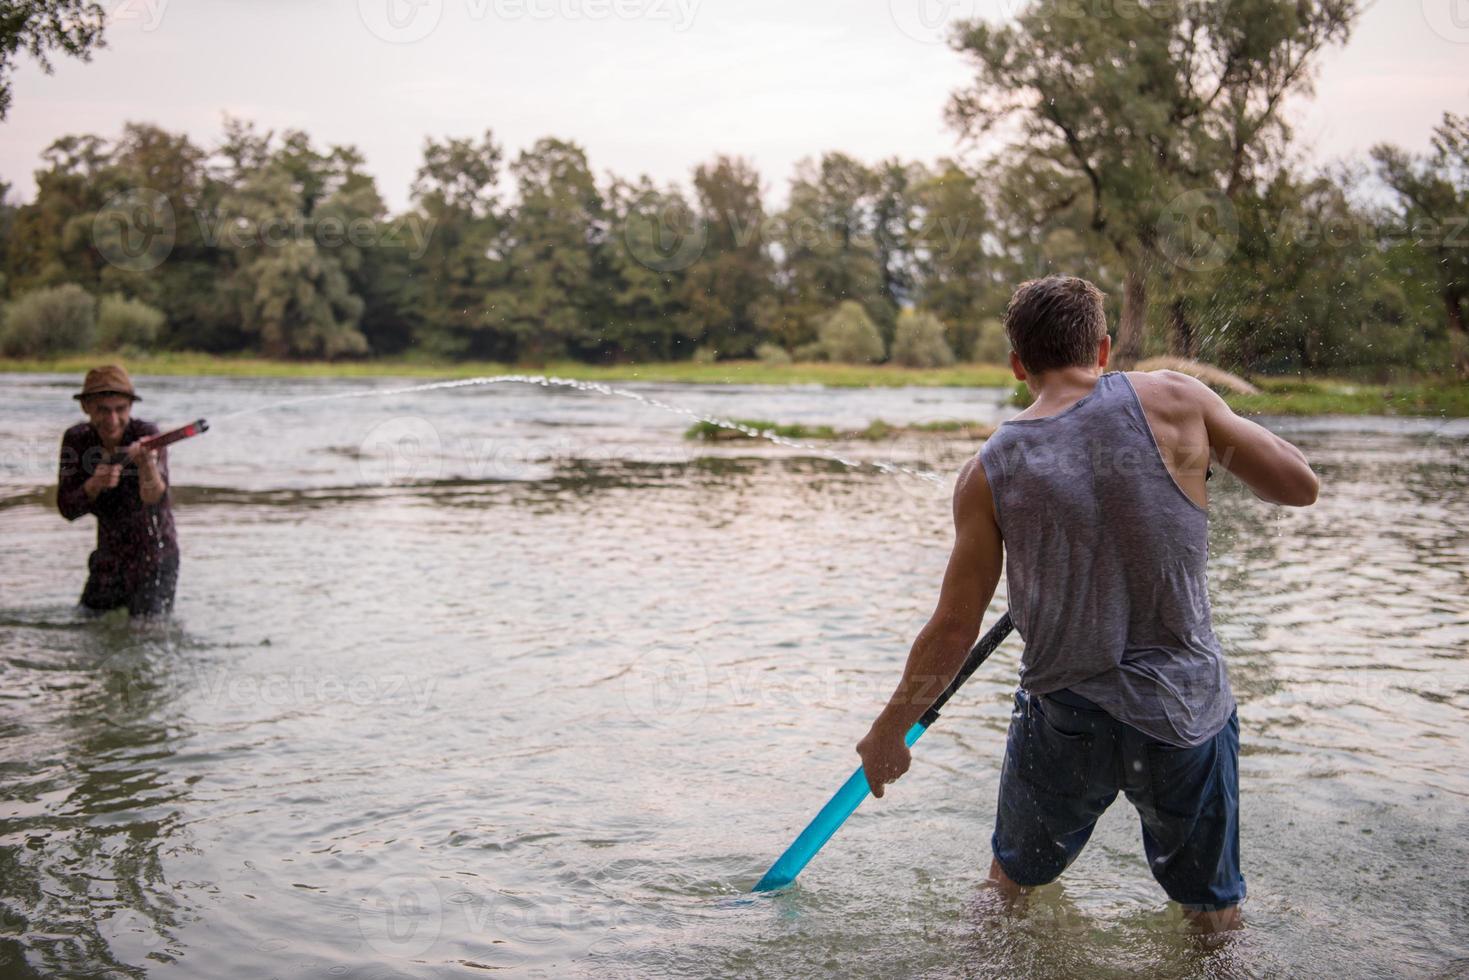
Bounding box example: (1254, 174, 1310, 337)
(991, 687, 1245, 911)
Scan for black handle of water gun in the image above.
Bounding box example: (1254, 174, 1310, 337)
(916, 610, 1015, 729)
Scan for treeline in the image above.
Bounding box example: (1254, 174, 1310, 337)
(0, 4, 1465, 376)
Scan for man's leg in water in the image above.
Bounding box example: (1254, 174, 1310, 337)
(1184, 904, 1241, 933)
(1122, 709, 1246, 934)
(989, 690, 1119, 902)
(985, 856, 1026, 903)
(127, 552, 179, 618)
(79, 551, 126, 616)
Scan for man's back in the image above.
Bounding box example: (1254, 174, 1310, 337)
(979, 369, 1232, 747)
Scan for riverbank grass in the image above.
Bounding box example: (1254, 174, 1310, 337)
(0, 352, 1016, 389)
(1011, 375, 1467, 417)
(2, 353, 1463, 416)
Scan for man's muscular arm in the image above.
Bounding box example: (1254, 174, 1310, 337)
(1169, 373, 1319, 506)
(856, 455, 1005, 797)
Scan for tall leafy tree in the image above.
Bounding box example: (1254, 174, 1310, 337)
(408, 130, 503, 357)
(600, 176, 698, 361)
(1183, 169, 1412, 373)
(0, 0, 108, 119)
(0, 180, 15, 295)
(212, 121, 367, 358)
(910, 160, 1014, 358)
(485, 137, 605, 362)
(101, 123, 235, 350)
(3, 134, 110, 294)
(1373, 113, 1469, 376)
(947, 0, 1358, 366)
(679, 155, 778, 358)
(777, 153, 891, 344)
(871, 158, 925, 314)
(321, 145, 417, 356)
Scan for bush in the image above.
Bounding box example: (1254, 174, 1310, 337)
(0, 284, 98, 357)
(691, 345, 719, 364)
(890, 309, 956, 367)
(817, 301, 885, 364)
(755, 342, 792, 365)
(793, 341, 827, 362)
(970, 317, 1010, 364)
(685, 418, 837, 441)
(97, 293, 165, 351)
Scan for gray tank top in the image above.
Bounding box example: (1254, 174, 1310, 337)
(977, 371, 1234, 747)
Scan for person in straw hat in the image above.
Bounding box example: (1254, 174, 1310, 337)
(56, 365, 179, 617)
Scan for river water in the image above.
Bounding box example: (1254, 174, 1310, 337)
(0, 372, 1465, 979)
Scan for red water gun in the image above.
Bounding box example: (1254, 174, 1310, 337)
(108, 418, 210, 464)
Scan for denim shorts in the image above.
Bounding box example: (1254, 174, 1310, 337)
(991, 687, 1245, 911)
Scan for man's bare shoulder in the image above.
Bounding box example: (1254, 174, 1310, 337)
(1123, 368, 1209, 397)
(953, 454, 997, 524)
(1122, 369, 1213, 418)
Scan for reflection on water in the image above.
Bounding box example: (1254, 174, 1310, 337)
(0, 373, 1465, 978)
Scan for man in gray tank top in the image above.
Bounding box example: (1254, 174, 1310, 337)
(856, 276, 1318, 933)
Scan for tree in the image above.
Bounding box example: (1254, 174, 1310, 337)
(947, 0, 1359, 366)
(2, 133, 111, 295)
(870, 159, 925, 315)
(103, 123, 234, 350)
(600, 176, 698, 361)
(679, 155, 779, 358)
(3, 123, 245, 350)
(815, 300, 885, 363)
(1373, 113, 1469, 376)
(890, 309, 956, 367)
(407, 131, 503, 357)
(910, 160, 1013, 358)
(484, 137, 605, 362)
(1188, 168, 1413, 374)
(777, 153, 891, 344)
(0, 0, 108, 120)
(212, 122, 368, 358)
(0, 180, 13, 296)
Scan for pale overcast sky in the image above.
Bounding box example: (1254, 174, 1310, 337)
(2, 0, 1466, 212)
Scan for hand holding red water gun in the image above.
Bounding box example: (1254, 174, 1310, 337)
(107, 419, 210, 466)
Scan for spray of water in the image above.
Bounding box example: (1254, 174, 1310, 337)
(215, 374, 949, 488)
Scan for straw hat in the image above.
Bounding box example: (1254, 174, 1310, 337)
(73, 364, 141, 402)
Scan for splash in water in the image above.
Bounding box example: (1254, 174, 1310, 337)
(215, 373, 949, 488)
